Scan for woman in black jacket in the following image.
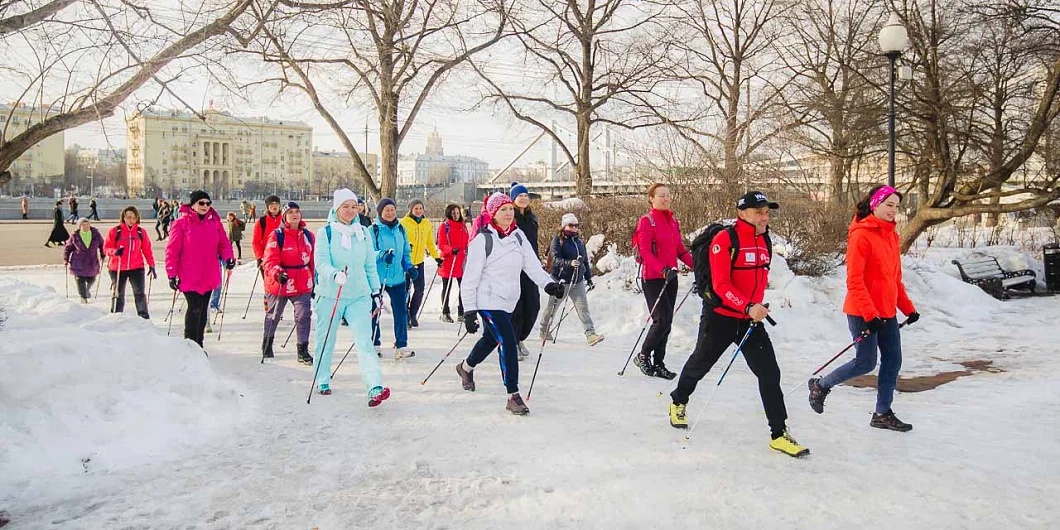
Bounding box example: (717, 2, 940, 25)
(510, 182, 541, 361)
(539, 213, 603, 346)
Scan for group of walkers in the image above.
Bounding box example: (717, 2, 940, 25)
(50, 180, 921, 458)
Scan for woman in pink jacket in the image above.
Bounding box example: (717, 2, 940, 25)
(165, 190, 235, 347)
(104, 206, 156, 318)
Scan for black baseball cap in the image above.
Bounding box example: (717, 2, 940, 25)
(737, 191, 779, 210)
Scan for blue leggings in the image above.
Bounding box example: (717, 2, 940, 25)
(820, 315, 903, 414)
(466, 310, 520, 394)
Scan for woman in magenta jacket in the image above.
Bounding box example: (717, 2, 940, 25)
(166, 190, 235, 347)
(633, 183, 694, 380)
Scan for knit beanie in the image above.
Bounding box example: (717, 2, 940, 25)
(188, 189, 210, 205)
(377, 197, 396, 216)
(266, 194, 282, 206)
(332, 188, 358, 212)
(485, 192, 514, 218)
(509, 182, 529, 199)
(282, 201, 301, 222)
(561, 213, 579, 226)
(408, 198, 424, 211)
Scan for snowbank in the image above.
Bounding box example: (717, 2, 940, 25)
(0, 277, 249, 493)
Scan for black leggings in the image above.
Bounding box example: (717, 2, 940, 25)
(640, 278, 678, 364)
(511, 273, 541, 342)
(441, 277, 463, 315)
(75, 275, 96, 300)
(110, 268, 149, 319)
(183, 291, 211, 347)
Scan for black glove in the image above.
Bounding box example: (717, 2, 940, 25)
(586, 279, 595, 292)
(225, 258, 236, 270)
(544, 282, 565, 299)
(277, 271, 289, 284)
(864, 317, 885, 335)
(114, 247, 125, 257)
(169, 277, 180, 291)
(383, 249, 395, 264)
(435, 257, 444, 266)
(256, 258, 263, 271)
(148, 267, 157, 279)
(463, 312, 480, 334)
(407, 267, 419, 281)
(452, 249, 461, 256)
(905, 312, 920, 326)
(661, 267, 677, 282)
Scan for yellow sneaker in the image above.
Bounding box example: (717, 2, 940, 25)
(769, 431, 810, 457)
(669, 403, 688, 429)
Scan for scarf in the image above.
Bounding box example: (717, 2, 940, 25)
(79, 230, 92, 247)
(410, 214, 424, 223)
(329, 218, 365, 250)
(491, 220, 516, 238)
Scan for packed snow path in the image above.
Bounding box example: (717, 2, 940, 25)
(2, 252, 1058, 528)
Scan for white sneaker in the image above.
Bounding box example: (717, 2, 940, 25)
(205, 321, 213, 334)
(586, 333, 605, 346)
(517, 342, 529, 361)
(395, 347, 416, 360)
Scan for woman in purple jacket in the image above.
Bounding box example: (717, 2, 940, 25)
(165, 190, 235, 347)
(64, 218, 105, 303)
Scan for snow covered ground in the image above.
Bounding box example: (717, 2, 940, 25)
(1, 243, 1059, 528)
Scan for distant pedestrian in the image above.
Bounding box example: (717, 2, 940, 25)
(45, 201, 69, 247)
(357, 197, 373, 227)
(21, 197, 28, 219)
(226, 212, 245, 260)
(240, 199, 250, 223)
(155, 201, 172, 241)
(64, 218, 105, 303)
(66, 196, 79, 223)
(88, 198, 100, 221)
(165, 190, 236, 348)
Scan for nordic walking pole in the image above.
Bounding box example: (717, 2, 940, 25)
(111, 242, 131, 313)
(242, 269, 260, 319)
(65, 263, 70, 298)
(333, 259, 392, 380)
(785, 321, 907, 397)
(440, 254, 459, 317)
(147, 273, 153, 306)
(215, 269, 233, 341)
(308, 267, 347, 404)
(421, 330, 470, 385)
(415, 261, 441, 322)
(281, 319, 296, 348)
(672, 284, 696, 317)
(618, 275, 674, 376)
(684, 322, 760, 443)
(165, 289, 179, 336)
(527, 273, 575, 401)
(94, 256, 106, 299)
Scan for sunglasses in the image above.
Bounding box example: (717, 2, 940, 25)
(197, 200, 212, 206)
(567, 223, 580, 228)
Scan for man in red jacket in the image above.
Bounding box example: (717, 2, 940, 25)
(252, 195, 283, 274)
(667, 191, 809, 458)
(261, 202, 315, 364)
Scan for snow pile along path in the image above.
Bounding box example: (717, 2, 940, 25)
(0, 277, 250, 496)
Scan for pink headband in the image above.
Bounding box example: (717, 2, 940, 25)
(869, 186, 897, 210)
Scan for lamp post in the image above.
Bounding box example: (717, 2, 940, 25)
(878, 13, 908, 188)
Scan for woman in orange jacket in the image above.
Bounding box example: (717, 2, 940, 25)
(808, 185, 921, 432)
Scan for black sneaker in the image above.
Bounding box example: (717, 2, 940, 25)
(633, 354, 655, 377)
(440, 312, 454, 323)
(262, 337, 275, 360)
(870, 410, 912, 432)
(808, 377, 830, 414)
(653, 363, 677, 380)
(455, 362, 475, 391)
(506, 393, 530, 415)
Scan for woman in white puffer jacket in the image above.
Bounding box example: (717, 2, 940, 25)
(455, 192, 564, 415)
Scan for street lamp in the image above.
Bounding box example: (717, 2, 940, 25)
(878, 12, 908, 188)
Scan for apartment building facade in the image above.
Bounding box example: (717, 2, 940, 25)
(0, 104, 66, 193)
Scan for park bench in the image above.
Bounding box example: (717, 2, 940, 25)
(951, 257, 1036, 299)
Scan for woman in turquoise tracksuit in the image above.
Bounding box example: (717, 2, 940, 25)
(313, 188, 391, 407)
(370, 198, 416, 359)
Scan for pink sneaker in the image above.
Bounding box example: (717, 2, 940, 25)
(368, 387, 391, 407)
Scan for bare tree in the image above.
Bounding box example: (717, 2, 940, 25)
(778, 0, 888, 204)
(243, 0, 509, 200)
(0, 0, 262, 188)
(473, 0, 669, 197)
(654, 0, 795, 190)
(895, 0, 1060, 251)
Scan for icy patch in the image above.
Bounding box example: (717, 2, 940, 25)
(0, 277, 250, 492)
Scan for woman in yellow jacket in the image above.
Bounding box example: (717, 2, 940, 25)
(400, 198, 441, 327)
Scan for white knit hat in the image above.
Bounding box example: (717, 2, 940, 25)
(332, 188, 358, 211)
(561, 213, 579, 227)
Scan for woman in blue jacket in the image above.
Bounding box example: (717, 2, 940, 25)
(371, 198, 416, 359)
(313, 189, 390, 407)
(539, 213, 603, 346)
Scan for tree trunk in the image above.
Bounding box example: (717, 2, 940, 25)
(575, 110, 592, 196)
(378, 92, 399, 200)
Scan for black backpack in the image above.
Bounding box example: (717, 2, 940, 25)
(689, 222, 772, 309)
